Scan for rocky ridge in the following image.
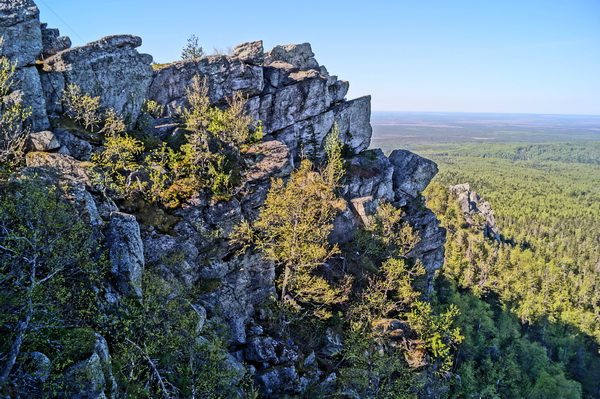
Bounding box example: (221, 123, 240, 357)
(1, 1, 446, 397)
(450, 183, 500, 241)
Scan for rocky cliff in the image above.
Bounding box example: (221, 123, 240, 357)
(1, 1, 446, 397)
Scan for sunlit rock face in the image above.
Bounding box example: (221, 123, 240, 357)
(148, 41, 371, 162)
(40, 35, 154, 128)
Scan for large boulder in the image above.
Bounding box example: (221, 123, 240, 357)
(265, 43, 319, 71)
(40, 23, 71, 58)
(232, 40, 264, 65)
(40, 35, 154, 127)
(63, 334, 116, 399)
(389, 149, 438, 201)
(256, 366, 302, 398)
(25, 152, 91, 186)
(26, 130, 60, 152)
(450, 183, 500, 240)
(342, 149, 394, 204)
(54, 128, 94, 160)
(107, 212, 144, 298)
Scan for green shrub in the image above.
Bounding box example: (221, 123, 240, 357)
(180, 75, 262, 200)
(62, 84, 102, 131)
(109, 270, 247, 398)
(356, 202, 420, 261)
(233, 158, 347, 319)
(142, 99, 164, 118)
(100, 108, 126, 136)
(91, 132, 145, 196)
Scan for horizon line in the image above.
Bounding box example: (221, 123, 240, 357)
(370, 110, 600, 118)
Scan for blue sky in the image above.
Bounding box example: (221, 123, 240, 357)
(36, 0, 600, 115)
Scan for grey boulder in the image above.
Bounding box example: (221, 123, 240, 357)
(389, 149, 438, 200)
(107, 212, 144, 298)
(41, 35, 154, 128)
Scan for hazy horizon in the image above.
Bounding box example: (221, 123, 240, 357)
(371, 110, 600, 117)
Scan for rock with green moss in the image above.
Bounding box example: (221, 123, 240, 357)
(63, 334, 116, 399)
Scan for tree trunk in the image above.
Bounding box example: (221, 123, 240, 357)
(280, 264, 292, 302)
(0, 296, 33, 385)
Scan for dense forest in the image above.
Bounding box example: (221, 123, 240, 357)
(420, 142, 600, 398)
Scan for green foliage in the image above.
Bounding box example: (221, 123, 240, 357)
(425, 154, 600, 342)
(0, 40, 30, 174)
(434, 279, 586, 398)
(100, 108, 127, 136)
(0, 178, 104, 392)
(351, 258, 425, 324)
(91, 131, 145, 196)
(234, 159, 347, 318)
(90, 76, 262, 205)
(323, 124, 345, 186)
(142, 99, 164, 118)
(181, 34, 204, 60)
(62, 84, 102, 131)
(423, 152, 600, 397)
(109, 270, 246, 398)
(407, 301, 463, 373)
(181, 75, 262, 200)
(356, 202, 421, 261)
(336, 325, 419, 398)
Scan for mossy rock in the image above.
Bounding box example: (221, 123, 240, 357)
(122, 198, 180, 234)
(194, 278, 222, 295)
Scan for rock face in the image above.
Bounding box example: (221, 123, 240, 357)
(148, 41, 369, 162)
(198, 252, 276, 345)
(26, 130, 60, 152)
(0, 0, 50, 131)
(40, 23, 71, 58)
(15, 66, 50, 131)
(389, 149, 438, 201)
(450, 183, 500, 240)
(107, 212, 145, 298)
(40, 35, 153, 127)
(0, 0, 42, 67)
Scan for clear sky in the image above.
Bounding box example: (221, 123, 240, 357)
(36, 0, 600, 115)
